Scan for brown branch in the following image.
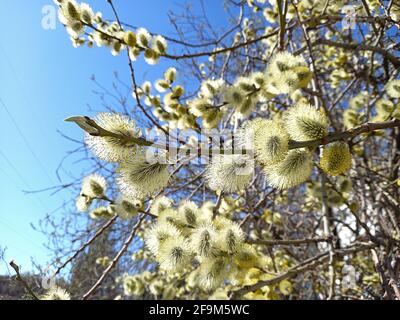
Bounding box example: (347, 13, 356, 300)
(315, 38, 400, 67)
(9, 260, 39, 300)
(361, 0, 380, 36)
(78, 10, 393, 63)
(212, 192, 224, 219)
(288, 119, 400, 149)
(277, 0, 287, 51)
(68, 116, 400, 156)
(325, 177, 379, 243)
(82, 214, 146, 300)
(292, 0, 329, 121)
(161, 14, 391, 60)
(229, 242, 376, 299)
(320, 173, 336, 299)
(103, 0, 172, 139)
(52, 215, 118, 277)
(248, 237, 330, 246)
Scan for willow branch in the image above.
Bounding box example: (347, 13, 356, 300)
(229, 243, 376, 299)
(82, 214, 146, 300)
(277, 0, 287, 51)
(320, 173, 336, 300)
(248, 237, 330, 246)
(9, 260, 40, 300)
(52, 215, 118, 277)
(288, 119, 400, 149)
(316, 39, 400, 67)
(67, 115, 400, 156)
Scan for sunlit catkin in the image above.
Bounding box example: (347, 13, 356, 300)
(266, 51, 312, 94)
(81, 173, 107, 198)
(320, 141, 352, 176)
(206, 154, 254, 193)
(117, 153, 170, 198)
(150, 196, 173, 216)
(199, 257, 230, 290)
(145, 222, 182, 256)
(157, 236, 191, 271)
(215, 220, 244, 254)
(59, 1, 81, 24)
(85, 112, 142, 162)
(41, 287, 71, 300)
(115, 197, 139, 219)
(178, 200, 200, 226)
(253, 120, 289, 164)
(190, 223, 217, 258)
(284, 103, 328, 141)
(89, 206, 113, 219)
(264, 149, 313, 189)
(386, 79, 400, 98)
(76, 195, 92, 212)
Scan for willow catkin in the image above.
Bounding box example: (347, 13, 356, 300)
(117, 153, 170, 198)
(264, 149, 313, 190)
(284, 103, 328, 141)
(81, 173, 107, 198)
(320, 141, 352, 176)
(206, 154, 254, 193)
(85, 112, 142, 162)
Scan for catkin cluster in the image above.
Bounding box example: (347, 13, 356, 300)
(144, 196, 268, 291)
(55, 0, 167, 63)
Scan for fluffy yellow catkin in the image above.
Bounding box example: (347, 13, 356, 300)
(157, 236, 191, 271)
(320, 141, 352, 176)
(264, 149, 314, 190)
(266, 52, 313, 94)
(117, 153, 170, 198)
(253, 120, 289, 164)
(89, 206, 113, 219)
(85, 112, 141, 162)
(41, 287, 71, 300)
(190, 223, 217, 258)
(284, 103, 329, 141)
(386, 79, 400, 98)
(206, 154, 254, 193)
(81, 173, 107, 198)
(145, 222, 182, 256)
(115, 197, 140, 219)
(150, 196, 173, 216)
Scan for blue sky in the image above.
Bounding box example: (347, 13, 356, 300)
(0, 0, 229, 274)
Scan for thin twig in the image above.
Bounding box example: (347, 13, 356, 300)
(320, 173, 336, 299)
(248, 237, 330, 246)
(9, 260, 40, 300)
(82, 214, 146, 300)
(52, 215, 118, 277)
(229, 243, 376, 299)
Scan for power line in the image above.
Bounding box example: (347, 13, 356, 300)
(0, 162, 47, 213)
(0, 150, 32, 190)
(0, 96, 56, 186)
(0, 44, 68, 205)
(0, 43, 51, 148)
(0, 216, 45, 252)
(0, 220, 45, 264)
(0, 150, 49, 211)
